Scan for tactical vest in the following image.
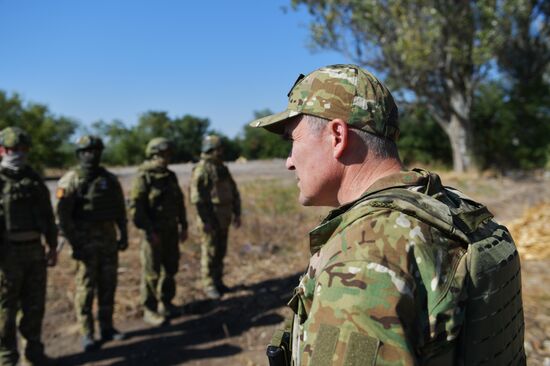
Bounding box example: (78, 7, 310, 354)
(204, 162, 234, 205)
(0, 168, 43, 234)
(143, 169, 182, 221)
(291, 183, 525, 365)
(74, 169, 124, 222)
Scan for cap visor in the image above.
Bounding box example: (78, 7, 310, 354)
(249, 109, 301, 134)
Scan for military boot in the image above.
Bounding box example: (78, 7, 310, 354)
(158, 303, 181, 319)
(100, 327, 126, 342)
(143, 309, 167, 326)
(81, 334, 99, 352)
(205, 286, 221, 300)
(22, 353, 57, 366)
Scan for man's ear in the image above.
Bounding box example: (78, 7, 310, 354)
(327, 119, 348, 159)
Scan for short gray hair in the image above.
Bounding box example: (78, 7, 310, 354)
(303, 114, 399, 160)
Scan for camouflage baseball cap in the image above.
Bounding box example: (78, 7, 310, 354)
(0, 127, 31, 148)
(250, 64, 399, 140)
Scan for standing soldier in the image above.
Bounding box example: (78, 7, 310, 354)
(56, 135, 128, 352)
(190, 135, 241, 300)
(129, 138, 188, 326)
(0, 127, 57, 366)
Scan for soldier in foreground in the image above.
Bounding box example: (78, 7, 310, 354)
(56, 135, 128, 352)
(129, 138, 188, 326)
(252, 65, 526, 365)
(0, 127, 57, 366)
(190, 135, 241, 300)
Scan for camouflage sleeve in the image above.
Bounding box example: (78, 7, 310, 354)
(112, 176, 128, 238)
(37, 177, 58, 249)
(128, 172, 154, 234)
(173, 173, 187, 231)
(55, 171, 78, 246)
(298, 211, 466, 365)
(228, 172, 241, 218)
(190, 164, 217, 225)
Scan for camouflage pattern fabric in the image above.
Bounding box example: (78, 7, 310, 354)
(286, 169, 525, 366)
(0, 127, 31, 148)
(249, 64, 399, 140)
(73, 221, 118, 336)
(129, 158, 187, 311)
(0, 166, 56, 366)
(190, 153, 240, 289)
(139, 221, 180, 311)
(56, 166, 127, 336)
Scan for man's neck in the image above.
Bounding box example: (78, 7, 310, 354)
(336, 158, 404, 205)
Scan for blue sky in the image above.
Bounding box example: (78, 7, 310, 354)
(0, 0, 351, 137)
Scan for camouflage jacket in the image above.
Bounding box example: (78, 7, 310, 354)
(190, 153, 240, 226)
(56, 166, 126, 246)
(288, 169, 524, 366)
(129, 159, 187, 234)
(0, 165, 57, 249)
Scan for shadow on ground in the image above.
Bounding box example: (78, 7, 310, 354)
(55, 272, 301, 365)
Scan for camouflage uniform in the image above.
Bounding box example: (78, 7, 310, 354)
(56, 136, 127, 343)
(0, 127, 57, 366)
(129, 138, 187, 319)
(252, 65, 526, 365)
(190, 136, 241, 295)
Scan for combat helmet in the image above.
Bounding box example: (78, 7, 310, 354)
(0, 127, 31, 148)
(75, 135, 104, 151)
(202, 135, 222, 153)
(146, 137, 173, 158)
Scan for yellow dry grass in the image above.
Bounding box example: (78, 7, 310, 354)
(508, 203, 550, 260)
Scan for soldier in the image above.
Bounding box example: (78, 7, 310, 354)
(56, 135, 128, 352)
(0, 127, 57, 366)
(252, 65, 526, 365)
(129, 138, 188, 326)
(190, 135, 241, 300)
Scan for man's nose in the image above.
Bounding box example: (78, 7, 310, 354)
(285, 156, 295, 170)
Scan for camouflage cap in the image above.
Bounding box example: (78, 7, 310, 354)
(0, 126, 31, 148)
(250, 64, 399, 140)
(202, 135, 222, 153)
(146, 137, 173, 157)
(75, 135, 104, 151)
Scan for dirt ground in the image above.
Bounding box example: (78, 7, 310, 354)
(38, 160, 550, 365)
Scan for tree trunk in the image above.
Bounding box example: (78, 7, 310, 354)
(446, 112, 474, 173)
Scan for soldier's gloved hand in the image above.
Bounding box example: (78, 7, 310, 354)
(179, 228, 188, 242)
(46, 248, 58, 267)
(117, 236, 129, 251)
(233, 216, 241, 229)
(146, 231, 160, 246)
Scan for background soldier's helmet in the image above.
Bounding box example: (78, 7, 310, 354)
(202, 135, 222, 153)
(146, 137, 173, 158)
(0, 127, 31, 148)
(75, 135, 104, 151)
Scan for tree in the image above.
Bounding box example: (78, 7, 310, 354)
(0, 91, 78, 171)
(291, 0, 526, 172)
(239, 110, 291, 159)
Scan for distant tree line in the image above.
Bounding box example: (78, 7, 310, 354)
(1, 83, 549, 172)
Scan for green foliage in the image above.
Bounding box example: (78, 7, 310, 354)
(239, 109, 291, 159)
(0, 91, 77, 172)
(397, 105, 452, 167)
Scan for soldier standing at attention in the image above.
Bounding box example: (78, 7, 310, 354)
(56, 135, 128, 352)
(190, 135, 241, 300)
(252, 64, 526, 365)
(129, 138, 188, 326)
(0, 127, 57, 366)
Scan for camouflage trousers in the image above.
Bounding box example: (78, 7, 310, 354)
(200, 205, 233, 290)
(0, 241, 46, 366)
(140, 221, 180, 312)
(73, 221, 118, 337)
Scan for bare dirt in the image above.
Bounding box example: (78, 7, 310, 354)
(39, 161, 550, 365)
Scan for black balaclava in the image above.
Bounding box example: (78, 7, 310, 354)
(78, 148, 102, 179)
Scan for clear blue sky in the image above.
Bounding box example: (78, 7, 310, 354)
(0, 0, 351, 137)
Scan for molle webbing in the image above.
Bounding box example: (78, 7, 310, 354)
(74, 173, 124, 221)
(352, 187, 525, 365)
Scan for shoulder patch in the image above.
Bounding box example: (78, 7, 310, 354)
(56, 187, 65, 198)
